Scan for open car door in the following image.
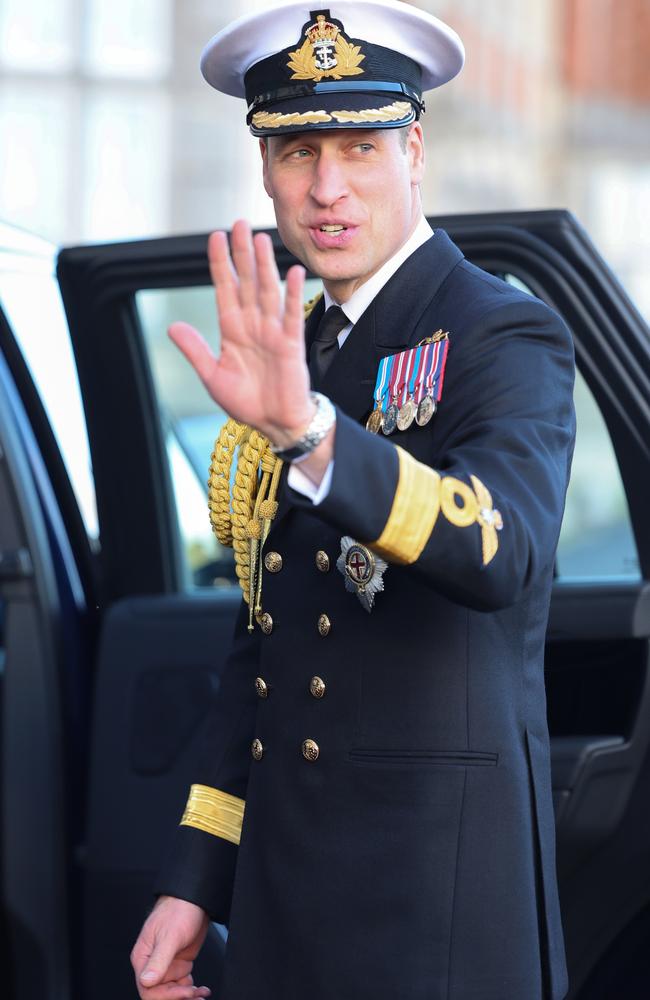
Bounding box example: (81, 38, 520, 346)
(55, 210, 650, 999)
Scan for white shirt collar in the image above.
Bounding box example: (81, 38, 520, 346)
(322, 215, 434, 324)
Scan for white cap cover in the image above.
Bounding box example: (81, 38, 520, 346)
(200, 1, 465, 135)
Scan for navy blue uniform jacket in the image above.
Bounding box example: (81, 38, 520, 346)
(156, 230, 576, 1000)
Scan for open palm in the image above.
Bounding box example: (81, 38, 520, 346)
(168, 220, 314, 443)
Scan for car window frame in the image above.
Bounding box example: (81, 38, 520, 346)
(55, 211, 650, 604)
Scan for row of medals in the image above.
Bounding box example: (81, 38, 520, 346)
(366, 392, 437, 435)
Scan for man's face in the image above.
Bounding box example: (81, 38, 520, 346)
(260, 124, 425, 301)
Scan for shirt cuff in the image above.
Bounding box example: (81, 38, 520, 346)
(286, 460, 334, 505)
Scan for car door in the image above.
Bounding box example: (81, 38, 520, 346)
(0, 328, 73, 1000)
(55, 209, 650, 1000)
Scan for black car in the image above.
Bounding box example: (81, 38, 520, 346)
(1, 210, 649, 999)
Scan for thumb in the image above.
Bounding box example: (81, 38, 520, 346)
(168, 322, 217, 385)
(139, 936, 179, 987)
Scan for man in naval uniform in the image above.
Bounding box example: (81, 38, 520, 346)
(131, 2, 575, 998)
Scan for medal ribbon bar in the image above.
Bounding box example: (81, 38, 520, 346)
(373, 355, 391, 412)
(382, 352, 404, 435)
(399, 348, 418, 407)
(407, 346, 425, 404)
(388, 349, 407, 409)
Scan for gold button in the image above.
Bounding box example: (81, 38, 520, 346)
(255, 677, 268, 699)
(259, 612, 274, 635)
(264, 551, 283, 573)
(251, 738, 264, 761)
(317, 613, 331, 637)
(302, 738, 320, 762)
(309, 676, 326, 699)
(315, 550, 330, 572)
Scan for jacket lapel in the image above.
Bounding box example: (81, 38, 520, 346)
(305, 293, 326, 359)
(318, 230, 463, 422)
(269, 229, 464, 531)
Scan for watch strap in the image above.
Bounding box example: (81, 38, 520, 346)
(271, 392, 336, 462)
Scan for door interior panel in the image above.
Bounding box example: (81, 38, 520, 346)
(0, 353, 71, 998)
(547, 633, 650, 861)
(83, 591, 240, 1000)
(546, 584, 650, 996)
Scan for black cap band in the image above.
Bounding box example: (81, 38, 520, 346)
(247, 80, 425, 117)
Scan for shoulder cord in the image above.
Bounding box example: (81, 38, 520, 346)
(206, 291, 323, 628)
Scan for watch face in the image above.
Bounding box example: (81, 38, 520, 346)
(273, 392, 336, 460)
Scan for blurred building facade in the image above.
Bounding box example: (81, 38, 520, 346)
(1, 0, 648, 315)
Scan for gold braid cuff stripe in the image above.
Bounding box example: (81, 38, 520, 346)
(180, 784, 245, 846)
(252, 101, 413, 130)
(369, 446, 503, 566)
(370, 448, 441, 564)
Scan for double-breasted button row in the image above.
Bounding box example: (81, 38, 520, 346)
(254, 676, 326, 698)
(265, 549, 330, 573)
(259, 611, 332, 636)
(265, 550, 331, 573)
(251, 738, 321, 762)
(259, 613, 332, 636)
(259, 612, 332, 637)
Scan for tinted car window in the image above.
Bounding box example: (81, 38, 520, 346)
(556, 367, 639, 579)
(135, 277, 324, 588)
(136, 285, 234, 588)
(503, 273, 639, 581)
(0, 247, 98, 538)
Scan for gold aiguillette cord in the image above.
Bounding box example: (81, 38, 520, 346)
(247, 449, 283, 632)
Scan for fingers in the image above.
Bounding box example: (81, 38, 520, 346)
(208, 231, 240, 322)
(131, 898, 212, 1000)
(166, 959, 193, 980)
(209, 222, 285, 325)
(168, 322, 218, 387)
(229, 219, 259, 310)
(139, 980, 211, 1000)
(283, 263, 306, 343)
(137, 957, 212, 999)
(137, 932, 178, 988)
(255, 231, 282, 318)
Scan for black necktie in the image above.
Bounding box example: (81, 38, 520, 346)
(309, 305, 349, 388)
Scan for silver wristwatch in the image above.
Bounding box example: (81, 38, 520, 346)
(270, 391, 336, 463)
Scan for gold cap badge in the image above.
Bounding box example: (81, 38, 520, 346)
(287, 12, 365, 82)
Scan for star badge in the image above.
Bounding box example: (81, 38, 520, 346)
(337, 536, 387, 613)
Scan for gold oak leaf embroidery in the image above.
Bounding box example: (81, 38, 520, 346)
(287, 34, 365, 82)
